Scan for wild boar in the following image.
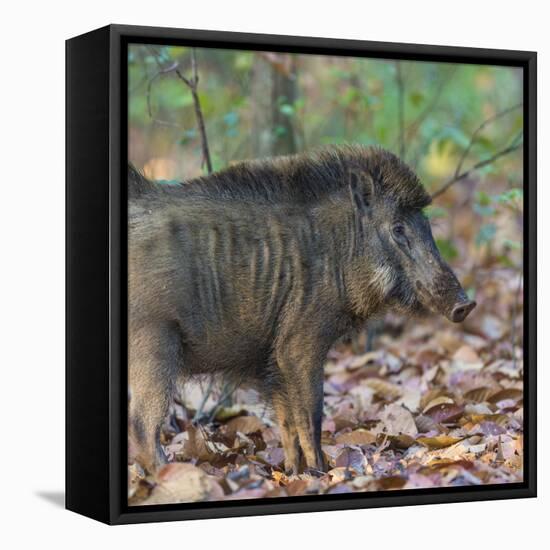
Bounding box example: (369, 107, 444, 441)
(128, 145, 475, 475)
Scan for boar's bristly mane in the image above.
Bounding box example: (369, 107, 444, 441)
(128, 163, 160, 199)
(129, 145, 431, 210)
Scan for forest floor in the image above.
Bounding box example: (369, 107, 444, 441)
(129, 267, 524, 506)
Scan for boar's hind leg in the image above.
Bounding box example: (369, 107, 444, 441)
(273, 397, 301, 475)
(128, 323, 181, 474)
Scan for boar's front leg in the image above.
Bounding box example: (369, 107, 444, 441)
(291, 374, 325, 473)
(128, 322, 181, 474)
(276, 339, 327, 473)
(272, 395, 302, 475)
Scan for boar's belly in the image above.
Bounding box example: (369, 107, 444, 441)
(181, 332, 272, 377)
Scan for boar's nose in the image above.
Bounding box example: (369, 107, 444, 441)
(449, 299, 476, 323)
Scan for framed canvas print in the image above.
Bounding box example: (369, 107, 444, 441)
(66, 24, 537, 525)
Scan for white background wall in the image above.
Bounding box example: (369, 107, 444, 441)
(1, 0, 546, 545)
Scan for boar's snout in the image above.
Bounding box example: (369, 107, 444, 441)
(414, 257, 476, 323)
(449, 299, 476, 323)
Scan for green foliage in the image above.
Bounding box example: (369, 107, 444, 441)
(465, 287, 476, 301)
(474, 191, 496, 216)
(476, 223, 497, 247)
(127, 46, 523, 276)
(408, 91, 425, 107)
(223, 111, 240, 137)
(437, 126, 471, 150)
(423, 205, 447, 219)
(234, 52, 253, 71)
(496, 188, 523, 206)
(279, 103, 295, 117)
(503, 238, 522, 250)
(476, 190, 491, 206)
(435, 238, 458, 262)
(179, 128, 197, 145)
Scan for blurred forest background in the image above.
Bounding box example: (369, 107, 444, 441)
(128, 45, 525, 504)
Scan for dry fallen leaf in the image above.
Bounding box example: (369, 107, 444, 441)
(464, 387, 493, 403)
(488, 388, 523, 405)
(377, 433, 416, 450)
(424, 402, 465, 424)
(141, 463, 224, 505)
(224, 414, 266, 436)
(380, 403, 418, 437)
(417, 435, 464, 449)
(481, 315, 506, 340)
(335, 447, 365, 473)
(129, 257, 524, 503)
(414, 414, 440, 434)
(335, 429, 377, 445)
(422, 395, 455, 413)
(364, 378, 402, 400)
(180, 425, 223, 462)
(349, 351, 382, 368)
(451, 345, 484, 371)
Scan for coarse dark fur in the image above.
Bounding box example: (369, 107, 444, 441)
(128, 145, 475, 475)
(129, 145, 430, 207)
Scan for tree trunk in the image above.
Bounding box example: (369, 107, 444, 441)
(271, 56, 298, 156)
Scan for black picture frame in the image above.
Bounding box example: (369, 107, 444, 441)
(66, 24, 537, 525)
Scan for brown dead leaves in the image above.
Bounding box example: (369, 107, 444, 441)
(129, 269, 523, 504)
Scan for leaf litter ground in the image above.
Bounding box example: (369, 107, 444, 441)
(129, 267, 523, 505)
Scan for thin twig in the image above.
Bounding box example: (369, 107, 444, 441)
(207, 381, 237, 423)
(508, 130, 525, 149)
(431, 140, 523, 200)
(432, 103, 523, 199)
(192, 378, 215, 424)
(146, 61, 179, 119)
(175, 49, 213, 174)
(146, 47, 213, 175)
(130, 72, 152, 94)
(454, 103, 523, 178)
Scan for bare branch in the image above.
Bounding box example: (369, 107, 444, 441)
(206, 380, 237, 423)
(192, 378, 215, 424)
(431, 104, 523, 200)
(175, 68, 193, 88)
(431, 140, 523, 200)
(146, 46, 213, 175)
(454, 103, 523, 178)
(146, 61, 179, 119)
(175, 49, 213, 174)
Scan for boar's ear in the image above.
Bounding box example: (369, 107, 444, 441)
(348, 169, 375, 214)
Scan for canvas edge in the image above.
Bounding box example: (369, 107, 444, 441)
(64, 23, 537, 526)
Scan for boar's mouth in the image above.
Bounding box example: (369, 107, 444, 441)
(414, 280, 476, 323)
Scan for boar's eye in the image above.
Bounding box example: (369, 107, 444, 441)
(391, 223, 410, 248)
(392, 223, 406, 238)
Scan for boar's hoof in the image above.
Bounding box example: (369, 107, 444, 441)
(449, 299, 476, 323)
